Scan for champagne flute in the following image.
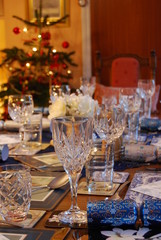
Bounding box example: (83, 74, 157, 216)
(138, 79, 155, 118)
(50, 116, 93, 224)
(8, 95, 34, 150)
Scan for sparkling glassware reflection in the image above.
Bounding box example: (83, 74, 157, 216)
(8, 95, 34, 150)
(138, 79, 155, 118)
(80, 76, 96, 97)
(119, 88, 141, 143)
(0, 164, 32, 222)
(94, 104, 125, 190)
(50, 84, 71, 103)
(94, 104, 125, 144)
(50, 116, 93, 224)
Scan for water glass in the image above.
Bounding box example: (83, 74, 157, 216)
(0, 164, 32, 222)
(86, 141, 114, 192)
(20, 112, 42, 151)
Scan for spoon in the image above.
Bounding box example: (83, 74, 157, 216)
(32, 172, 69, 192)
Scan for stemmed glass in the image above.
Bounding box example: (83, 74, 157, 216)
(8, 95, 34, 151)
(94, 104, 125, 190)
(50, 116, 93, 224)
(80, 76, 96, 97)
(119, 88, 141, 143)
(138, 79, 155, 118)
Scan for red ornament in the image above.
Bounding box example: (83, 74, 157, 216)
(13, 27, 21, 34)
(62, 63, 67, 69)
(62, 41, 69, 48)
(41, 31, 51, 40)
(53, 54, 59, 61)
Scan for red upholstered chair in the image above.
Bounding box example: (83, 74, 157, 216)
(111, 57, 140, 87)
(94, 50, 157, 86)
(94, 50, 160, 112)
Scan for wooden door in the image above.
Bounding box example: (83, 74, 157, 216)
(90, 0, 161, 87)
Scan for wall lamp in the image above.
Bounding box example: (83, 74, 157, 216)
(78, 0, 88, 7)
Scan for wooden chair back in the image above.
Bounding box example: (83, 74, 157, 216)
(94, 50, 157, 87)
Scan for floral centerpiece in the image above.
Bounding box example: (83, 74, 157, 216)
(48, 93, 98, 119)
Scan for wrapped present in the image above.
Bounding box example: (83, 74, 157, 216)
(87, 199, 138, 229)
(141, 118, 161, 132)
(141, 199, 161, 227)
(124, 144, 157, 162)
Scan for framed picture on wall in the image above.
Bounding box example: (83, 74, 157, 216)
(28, 0, 70, 26)
(0, 0, 4, 16)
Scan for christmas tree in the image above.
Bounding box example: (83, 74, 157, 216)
(0, 0, 77, 107)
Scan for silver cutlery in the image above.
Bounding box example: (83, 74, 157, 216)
(32, 172, 69, 192)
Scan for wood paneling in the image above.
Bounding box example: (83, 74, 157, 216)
(90, 0, 161, 88)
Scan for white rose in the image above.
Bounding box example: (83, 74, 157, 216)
(48, 97, 66, 119)
(66, 94, 80, 116)
(78, 95, 98, 117)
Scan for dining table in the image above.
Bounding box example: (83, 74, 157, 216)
(1, 114, 161, 240)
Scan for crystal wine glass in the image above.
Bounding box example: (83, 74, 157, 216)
(50, 116, 93, 224)
(8, 94, 34, 150)
(138, 79, 155, 118)
(119, 88, 141, 143)
(80, 76, 96, 97)
(94, 104, 125, 190)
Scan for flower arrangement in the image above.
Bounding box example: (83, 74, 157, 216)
(48, 94, 98, 119)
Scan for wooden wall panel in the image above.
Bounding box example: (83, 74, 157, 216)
(90, 0, 161, 88)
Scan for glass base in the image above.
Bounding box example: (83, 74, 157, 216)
(10, 143, 40, 156)
(58, 209, 87, 224)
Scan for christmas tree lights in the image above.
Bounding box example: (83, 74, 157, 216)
(0, 0, 77, 107)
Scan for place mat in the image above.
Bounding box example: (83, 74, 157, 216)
(113, 171, 129, 184)
(31, 172, 70, 211)
(45, 210, 87, 229)
(0, 227, 70, 240)
(15, 152, 64, 172)
(125, 171, 161, 207)
(77, 182, 120, 196)
(0, 209, 46, 228)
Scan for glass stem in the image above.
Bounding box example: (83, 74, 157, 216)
(143, 98, 151, 118)
(69, 174, 80, 211)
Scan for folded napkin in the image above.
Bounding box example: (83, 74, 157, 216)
(0, 134, 20, 146)
(87, 200, 138, 229)
(124, 144, 157, 162)
(141, 118, 161, 132)
(4, 118, 50, 131)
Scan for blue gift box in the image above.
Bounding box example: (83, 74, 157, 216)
(141, 118, 161, 132)
(87, 199, 138, 229)
(141, 199, 161, 227)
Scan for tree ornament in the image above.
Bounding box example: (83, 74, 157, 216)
(62, 63, 67, 69)
(62, 41, 69, 48)
(42, 31, 51, 40)
(13, 27, 21, 34)
(53, 54, 59, 61)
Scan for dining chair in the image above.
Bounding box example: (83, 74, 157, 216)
(93, 50, 160, 113)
